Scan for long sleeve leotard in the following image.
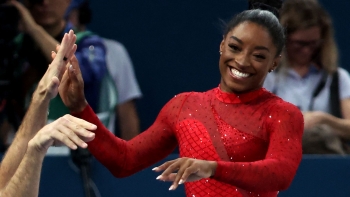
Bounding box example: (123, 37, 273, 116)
(75, 87, 304, 197)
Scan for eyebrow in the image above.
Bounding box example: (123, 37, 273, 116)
(230, 36, 270, 52)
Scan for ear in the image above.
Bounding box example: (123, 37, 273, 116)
(219, 35, 225, 53)
(270, 55, 282, 71)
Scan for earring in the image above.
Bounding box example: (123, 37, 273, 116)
(219, 51, 222, 55)
(268, 69, 274, 73)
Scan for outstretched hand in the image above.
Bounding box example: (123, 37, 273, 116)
(34, 30, 77, 100)
(52, 45, 87, 113)
(28, 114, 96, 153)
(152, 157, 217, 191)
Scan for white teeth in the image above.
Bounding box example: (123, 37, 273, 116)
(230, 68, 250, 78)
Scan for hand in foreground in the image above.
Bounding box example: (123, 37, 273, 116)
(28, 114, 96, 153)
(152, 157, 217, 191)
(52, 46, 87, 113)
(34, 30, 77, 100)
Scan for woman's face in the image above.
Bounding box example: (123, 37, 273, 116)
(286, 26, 322, 66)
(219, 21, 280, 94)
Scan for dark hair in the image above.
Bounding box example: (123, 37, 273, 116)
(224, 1, 285, 57)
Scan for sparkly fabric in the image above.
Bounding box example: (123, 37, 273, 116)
(76, 86, 304, 197)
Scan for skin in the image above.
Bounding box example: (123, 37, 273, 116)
(0, 30, 97, 197)
(10, 0, 71, 61)
(219, 22, 280, 94)
(58, 21, 282, 191)
(286, 27, 350, 139)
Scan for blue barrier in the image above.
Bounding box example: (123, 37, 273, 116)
(35, 154, 350, 196)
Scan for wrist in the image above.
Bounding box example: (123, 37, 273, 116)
(27, 140, 47, 159)
(209, 161, 218, 177)
(70, 100, 88, 114)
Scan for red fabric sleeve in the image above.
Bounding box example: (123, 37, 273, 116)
(212, 102, 304, 192)
(73, 94, 190, 178)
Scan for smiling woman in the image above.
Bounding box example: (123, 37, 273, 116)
(58, 0, 304, 197)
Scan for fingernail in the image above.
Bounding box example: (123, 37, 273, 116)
(156, 175, 162, 180)
(169, 185, 175, 191)
(179, 179, 184, 184)
(51, 51, 54, 53)
(152, 167, 158, 171)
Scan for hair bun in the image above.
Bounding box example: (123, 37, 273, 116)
(248, 0, 282, 18)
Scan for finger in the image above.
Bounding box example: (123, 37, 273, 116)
(51, 51, 56, 60)
(58, 123, 89, 148)
(51, 129, 78, 150)
(158, 161, 181, 182)
(63, 114, 97, 131)
(153, 159, 177, 172)
(66, 44, 77, 61)
(178, 166, 199, 185)
(65, 122, 95, 143)
(169, 163, 190, 190)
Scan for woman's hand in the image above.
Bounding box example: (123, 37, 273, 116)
(28, 114, 96, 154)
(53, 47, 87, 113)
(152, 157, 217, 190)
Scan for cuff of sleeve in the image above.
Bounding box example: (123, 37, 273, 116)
(71, 105, 91, 119)
(212, 161, 234, 180)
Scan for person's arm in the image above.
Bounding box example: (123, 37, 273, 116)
(117, 100, 140, 140)
(0, 31, 77, 189)
(0, 115, 96, 197)
(10, 1, 60, 61)
(306, 99, 350, 140)
(75, 100, 178, 177)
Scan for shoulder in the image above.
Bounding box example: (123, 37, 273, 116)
(268, 97, 302, 119)
(337, 67, 350, 80)
(102, 38, 128, 54)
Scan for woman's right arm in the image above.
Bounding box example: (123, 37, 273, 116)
(74, 93, 190, 177)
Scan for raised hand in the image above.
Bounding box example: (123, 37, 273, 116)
(52, 46, 87, 113)
(28, 114, 96, 153)
(34, 30, 77, 100)
(152, 157, 217, 190)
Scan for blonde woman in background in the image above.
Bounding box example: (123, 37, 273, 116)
(264, 0, 350, 154)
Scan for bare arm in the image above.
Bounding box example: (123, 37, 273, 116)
(0, 115, 96, 197)
(10, 1, 59, 61)
(0, 31, 77, 189)
(324, 98, 350, 140)
(117, 100, 140, 140)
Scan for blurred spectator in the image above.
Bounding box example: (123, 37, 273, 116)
(0, 0, 107, 152)
(264, 0, 350, 154)
(67, 0, 142, 140)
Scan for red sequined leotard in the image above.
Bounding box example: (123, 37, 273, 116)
(75, 86, 304, 197)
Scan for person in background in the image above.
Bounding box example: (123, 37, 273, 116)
(263, 0, 350, 154)
(0, 0, 108, 151)
(59, 1, 304, 196)
(67, 0, 142, 140)
(0, 30, 96, 197)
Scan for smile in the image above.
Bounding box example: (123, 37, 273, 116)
(230, 68, 250, 78)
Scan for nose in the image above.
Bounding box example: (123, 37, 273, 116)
(234, 53, 250, 68)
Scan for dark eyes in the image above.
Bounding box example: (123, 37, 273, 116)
(228, 44, 266, 60)
(254, 54, 266, 60)
(229, 44, 240, 52)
